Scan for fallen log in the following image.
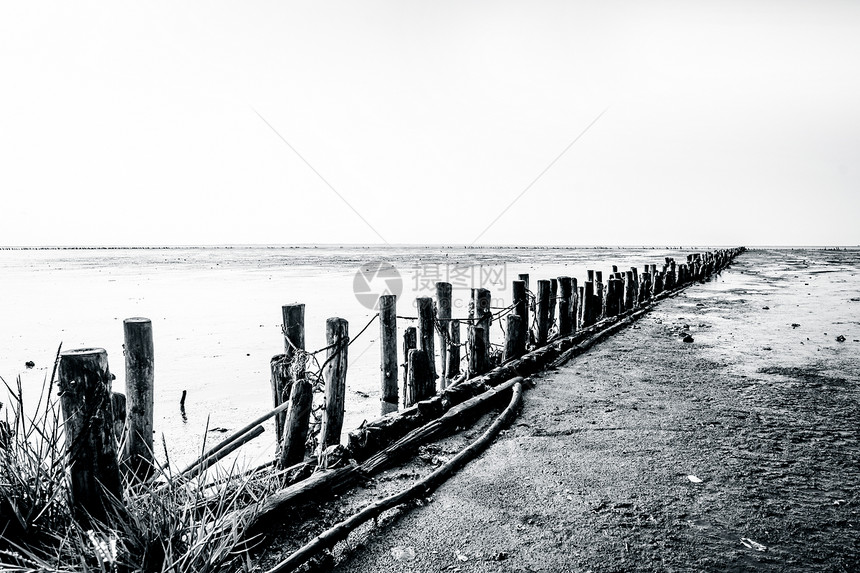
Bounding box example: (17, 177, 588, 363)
(264, 380, 524, 573)
(241, 376, 525, 531)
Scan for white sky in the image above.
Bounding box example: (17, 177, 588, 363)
(1, 1, 858, 246)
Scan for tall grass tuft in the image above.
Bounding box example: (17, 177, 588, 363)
(1, 355, 277, 572)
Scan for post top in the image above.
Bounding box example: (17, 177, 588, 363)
(124, 317, 151, 324)
(61, 347, 107, 357)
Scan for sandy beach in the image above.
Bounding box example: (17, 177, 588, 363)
(256, 248, 860, 572)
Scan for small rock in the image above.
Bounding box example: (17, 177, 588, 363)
(791, 323, 800, 328)
(683, 335, 694, 343)
(836, 335, 846, 342)
(493, 551, 510, 561)
(762, 306, 770, 310)
(25, 360, 35, 369)
(390, 546, 416, 561)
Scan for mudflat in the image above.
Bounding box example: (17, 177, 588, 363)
(259, 248, 860, 573)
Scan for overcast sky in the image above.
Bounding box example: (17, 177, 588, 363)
(1, 1, 857, 247)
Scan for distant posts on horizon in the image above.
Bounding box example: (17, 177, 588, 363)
(123, 317, 155, 480)
(58, 348, 123, 524)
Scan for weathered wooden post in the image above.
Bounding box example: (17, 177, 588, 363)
(576, 285, 585, 330)
(548, 278, 558, 328)
(557, 276, 573, 336)
(402, 326, 416, 384)
(581, 281, 596, 327)
(630, 268, 640, 308)
(570, 278, 579, 333)
(122, 317, 154, 480)
(416, 297, 437, 388)
(320, 318, 348, 450)
(624, 271, 635, 311)
(535, 280, 551, 345)
(435, 282, 452, 388)
(503, 314, 524, 360)
(605, 278, 622, 317)
(110, 391, 126, 447)
(595, 271, 605, 319)
(58, 348, 123, 523)
(379, 294, 398, 415)
(446, 320, 461, 379)
(472, 288, 492, 343)
(512, 280, 528, 350)
(405, 349, 433, 406)
(518, 273, 531, 315)
(273, 304, 305, 444)
(279, 377, 312, 467)
(468, 326, 489, 375)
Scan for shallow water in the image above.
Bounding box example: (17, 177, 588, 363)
(0, 244, 753, 468)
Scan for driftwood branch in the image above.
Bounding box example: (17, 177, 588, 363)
(264, 380, 524, 573)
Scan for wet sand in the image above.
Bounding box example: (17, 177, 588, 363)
(258, 248, 860, 572)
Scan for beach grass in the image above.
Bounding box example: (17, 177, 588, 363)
(0, 362, 279, 573)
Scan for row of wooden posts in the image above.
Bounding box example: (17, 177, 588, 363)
(54, 249, 736, 523)
(266, 250, 733, 470)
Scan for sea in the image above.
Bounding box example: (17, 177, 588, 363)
(0, 244, 714, 469)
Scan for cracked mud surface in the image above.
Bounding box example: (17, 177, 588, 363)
(257, 249, 860, 573)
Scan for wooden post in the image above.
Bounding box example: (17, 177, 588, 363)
(435, 282, 452, 387)
(606, 278, 622, 317)
(595, 272, 605, 320)
(581, 281, 596, 327)
(471, 287, 492, 335)
(402, 327, 417, 383)
(279, 378, 313, 467)
(58, 348, 122, 524)
(624, 271, 635, 311)
(405, 349, 433, 406)
(110, 391, 126, 447)
(512, 280, 528, 350)
(122, 317, 154, 480)
(557, 277, 573, 336)
(570, 278, 579, 333)
(639, 272, 652, 303)
(548, 278, 558, 329)
(469, 326, 489, 375)
(503, 314, 524, 361)
(630, 268, 640, 308)
(416, 297, 437, 388)
(535, 280, 551, 346)
(576, 285, 585, 330)
(274, 304, 305, 443)
(320, 318, 348, 450)
(379, 294, 398, 415)
(445, 319, 461, 378)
